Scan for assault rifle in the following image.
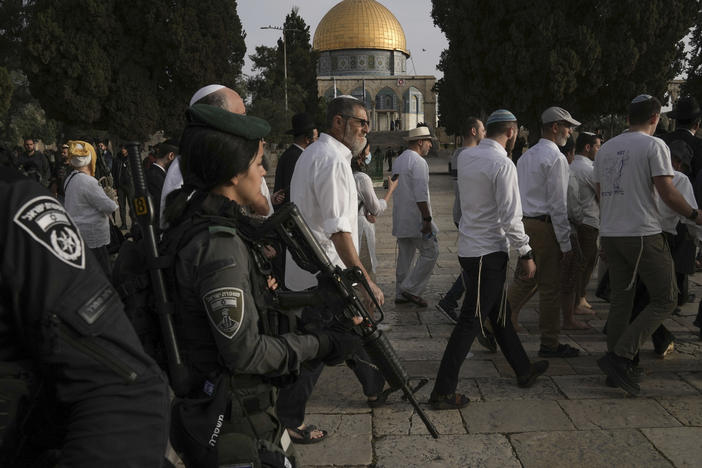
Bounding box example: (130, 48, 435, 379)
(125, 142, 190, 396)
(254, 203, 439, 439)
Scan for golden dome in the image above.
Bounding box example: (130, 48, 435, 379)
(313, 0, 408, 55)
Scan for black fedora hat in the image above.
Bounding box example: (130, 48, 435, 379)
(668, 96, 702, 120)
(286, 113, 316, 136)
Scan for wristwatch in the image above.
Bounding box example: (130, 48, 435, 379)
(423, 216, 432, 222)
(520, 250, 534, 260)
(688, 209, 699, 221)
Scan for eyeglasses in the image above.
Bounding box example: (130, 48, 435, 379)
(341, 114, 370, 129)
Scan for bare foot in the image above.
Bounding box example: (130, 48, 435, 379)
(575, 305, 596, 315)
(562, 319, 590, 330)
(578, 297, 592, 309)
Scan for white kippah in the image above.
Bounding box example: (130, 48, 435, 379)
(70, 155, 91, 168)
(189, 84, 225, 107)
(631, 94, 653, 104)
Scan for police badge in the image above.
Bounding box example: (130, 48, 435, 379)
(202, 288, 245, 339)
(13, 195, 85, 269)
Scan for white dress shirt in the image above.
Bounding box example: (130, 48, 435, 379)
(391, 149, 436, 238)
(458, 138, 531, 257)
(569, 155, 599, 229)
(517, 138, 571, 252)
(285, 133, 358, 290)
(657, 171, 702, 238)
(160, 156, 183, 230)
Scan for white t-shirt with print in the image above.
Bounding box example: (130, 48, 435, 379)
(592, 130, 673, 237)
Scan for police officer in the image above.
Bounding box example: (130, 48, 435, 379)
(0, 147, 171, 467)
(164, 104, 360, 467)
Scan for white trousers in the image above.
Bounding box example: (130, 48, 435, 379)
(395, 236, 439, 298)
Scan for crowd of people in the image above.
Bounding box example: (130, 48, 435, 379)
(2, 83, 702, 466)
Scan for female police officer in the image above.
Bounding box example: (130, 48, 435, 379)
(164, 104, 359, 467)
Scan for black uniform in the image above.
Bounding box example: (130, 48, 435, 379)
(273, 144, 304, 207)
(112, 153, 135, 227)
(168, 192, 322, 466)
(0, 169, 170, 467)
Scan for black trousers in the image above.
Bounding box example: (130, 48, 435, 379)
(433, 252, 531, 396)
(275, 306, 385, 429)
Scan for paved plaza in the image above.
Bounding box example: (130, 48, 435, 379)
(292, 152, 702, 468)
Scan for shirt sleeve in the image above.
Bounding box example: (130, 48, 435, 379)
(567, 174, 584, 224)
(649, 139, 675, 177)
(87, 177, 118, 215)
(317, 159, 355, 237)
(496, 162, 531, 256)
(357, 172, 387, 216)
(547, 154, 572, 252)
(409, 157, 430, 204)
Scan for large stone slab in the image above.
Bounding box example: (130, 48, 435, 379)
(401, 359, 500, 379)
(384, 324, 430, 339)
(373, 403, 466, 436)
(559, 398, 681, 430)
(306, 365, 370, 414)
(679, 371, 702, 391)
(389, 337, 448, 360)
(511, 429, 672, 468)
(641, 427, 702, 467)
(295, 414, 372, 467)
(374, 434, 520, 468)
(638, 372, 700, 398)
(461, 400, 573, 433)
(475, 376, 562, 401)
(656, 396, 702, 426)
(552, 375, 625, 399)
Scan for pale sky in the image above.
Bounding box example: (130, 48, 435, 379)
(237, 0, 448, 79)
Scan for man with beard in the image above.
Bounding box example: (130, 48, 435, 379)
(50, 143, 72, 201)
(508, 107, 581, 358)
(280, 95, 386, 443)
(430, 109, 549, 409)
(391, 124, 439, 307)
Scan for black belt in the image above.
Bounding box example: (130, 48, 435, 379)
(523, 215, 551, 223)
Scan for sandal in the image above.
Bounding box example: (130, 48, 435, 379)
(428, 392, 470, 410)
(401, 291, 428, 307)
(287, 424, 327, 445)
(367, 388, 393, 408)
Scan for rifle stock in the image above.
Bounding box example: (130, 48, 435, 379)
(259, 203, 439, 439)
(125, 142, 190, 396)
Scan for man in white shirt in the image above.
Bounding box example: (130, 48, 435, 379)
(569, 132, 602, 316)
(507, 106, 580, 358)
(594, 95, 702, 396)
(429, 109, 548, 410)
(391, 125, 439, 307)
(437, 117, 485, 322)
(278, 95, 386, 442)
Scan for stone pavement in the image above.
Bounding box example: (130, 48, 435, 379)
(292, 153, 702, 468)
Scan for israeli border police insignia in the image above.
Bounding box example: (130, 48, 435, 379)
(203, 288, 244, 339)
(13, 195, 85, 269)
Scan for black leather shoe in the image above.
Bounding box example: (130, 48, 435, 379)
(517, 360, 549, 388)
(597, 353, 640, 396)
(538, 343, 580, 358)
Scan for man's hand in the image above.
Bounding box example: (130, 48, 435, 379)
(368, 279, 384, 306)
(365, 213, 377, 223)
(421, 220, 432, 234)
(272, 189, 285, 206)
(518, 258, 536, 279)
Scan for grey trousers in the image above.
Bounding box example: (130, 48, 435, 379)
(395, 236, 439, 298)
(601, 234, 677, 360)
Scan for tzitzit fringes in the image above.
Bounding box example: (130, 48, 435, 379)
(624, 236, 644, 291)
(475, 256, 486, 337)
(497, 280, 509, 328)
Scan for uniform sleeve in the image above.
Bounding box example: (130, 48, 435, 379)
(1, 175, 170, 467)
(547, 155, 572, 252)
(496, 162, 531, 256)
(316, 159, 356, 238)
(195, 233, 319, 376)
(357, 172, 387, 216)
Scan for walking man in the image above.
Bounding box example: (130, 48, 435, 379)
(594, 95, 702, 395)
(507, 106, 581, 358)
(430, 109, 548, 410)
(392, 124, 439, 307)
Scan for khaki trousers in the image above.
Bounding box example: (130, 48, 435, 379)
(507, 218, 562, 348)
(576, 224, 599, 299)
(601, 234, 677, 360)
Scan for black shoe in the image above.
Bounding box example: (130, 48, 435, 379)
(477, 331, 497, 353)
(517, 360, 550, 388)
(435, 302, 458, 324)
(597, 353, 640, 396)
(605, 365, 644, 387)
(538, 343, 580, 358)
(428, 392, 470, 410)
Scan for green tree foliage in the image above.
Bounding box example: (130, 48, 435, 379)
(0, 67, 12, 118)
(247, 7, 322, 140)
(22, 0, 246, 140)
(682, 7, 702, 100)
(431, 0, 696, 136)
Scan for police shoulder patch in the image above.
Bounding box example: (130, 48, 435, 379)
(202, 287, 245, 339)
(13, 195, 85, 269)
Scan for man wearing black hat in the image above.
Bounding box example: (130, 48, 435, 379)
(146, 139, 178, 230)
(661, 96, 702, 195)
(273, 113, 318, 208)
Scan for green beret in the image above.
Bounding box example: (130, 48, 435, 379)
(188, 103, 270, 140)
